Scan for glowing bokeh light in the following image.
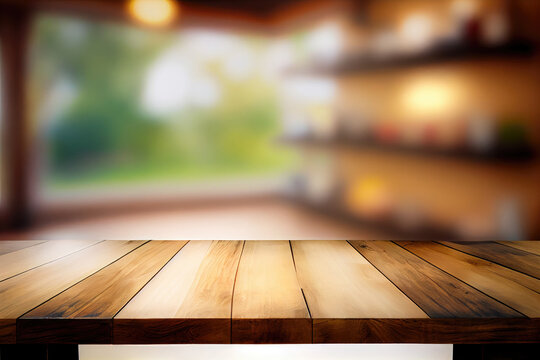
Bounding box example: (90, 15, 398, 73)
(127, 0, 179, 27)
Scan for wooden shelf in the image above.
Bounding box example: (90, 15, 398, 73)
(287, 41, 536, 75)
(1, 239, 539, 345)
(281, 136, 535, 163)
(287, 196, 458, 241)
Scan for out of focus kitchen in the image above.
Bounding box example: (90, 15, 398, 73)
(0, 0, 538, 240)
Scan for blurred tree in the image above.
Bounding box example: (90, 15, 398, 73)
(29, 16, 290, 189)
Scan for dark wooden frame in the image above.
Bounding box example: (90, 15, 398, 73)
(0, 5, 33, 230)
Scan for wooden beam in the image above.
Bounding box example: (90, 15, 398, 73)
(0, 6, 33, 229)
(0, 0, 352, 34)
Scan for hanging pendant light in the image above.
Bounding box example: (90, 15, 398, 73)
(127, 0, 179, 27)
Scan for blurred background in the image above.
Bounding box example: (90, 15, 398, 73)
(0, 0, 538, 240)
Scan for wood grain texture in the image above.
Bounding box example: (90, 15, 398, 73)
(114, 319, 230, 344)
(441, 241, 540, 279)
(175, 241, 242, 319)
(401, 242, 540, 317)
(0, 240, 143, 344)
(497, 241, 540, 256)
(0, 240, 101, 281)
(232, 241, 310, 343)
(115, 240, 243, 344)
(116, 241, 212, 318)
(291, 240, 427, 319)
(0, 241, 45, 256)
(17, 319, 111, 344)
(313, 318, 540, 343)
(0, 320, 16, 344)
(232, 318, 311, 344)
(18, 241, 187, 343)
(349, 241, 520, 318)
(1, 240, 539, 345)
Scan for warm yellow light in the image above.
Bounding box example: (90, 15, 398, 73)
(401, 78, 460, 118)
(127, 0, 179, 26)
(347, 177, 392, 218)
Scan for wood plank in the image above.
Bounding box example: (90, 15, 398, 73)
(231, 241, 310, 344)
(401, 242, 540, 317)
(0, 241, 45, 256)
(440, 241, 540, 279)
(497, 241, 540, 256)
(0, 240, 101, 281)
(2, 239, 537, 345)
(0, 240, 144, 344)
(117, 241, 212, 318)
(313, 318, 540, 343)
(115, 240, 243, 344)
(291, 240, 427, 318)
(349, 241, 520, 318)
(291, 241, 427, 344)
(18, 241, 187, 344)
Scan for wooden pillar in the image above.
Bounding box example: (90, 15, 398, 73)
(0, 6, 33, 229)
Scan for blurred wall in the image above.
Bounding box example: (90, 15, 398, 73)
(336, 0, 540, 238)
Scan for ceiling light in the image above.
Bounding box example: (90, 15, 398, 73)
(127, 0, 179, 27)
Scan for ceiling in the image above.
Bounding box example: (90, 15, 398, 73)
(0, 0, 321, 17)
(0, 0, 350, 31)
(179, 0, 310, 16)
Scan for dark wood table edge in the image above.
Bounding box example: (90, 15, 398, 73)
(7, 317, 539, 344)
(313, 318, 540, 344)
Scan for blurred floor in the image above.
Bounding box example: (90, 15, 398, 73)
(0, 198, 388, 240)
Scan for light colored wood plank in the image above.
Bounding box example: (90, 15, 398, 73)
(292, 241, 426, 343)
(0, 240, 102, 281)
(117, 240, 212, 318)
(291, 240, 427, 319)
(0, 241, 143, 319)
(441, 241, 540, 279)
(402, 242, 540, 317)
(0, 241, 45, 256)
(232, 240, 310, 343)
(23, 240, 187, 318)
(497, 241, 540, 256)
(115, 240, 243, 344)
(176, 241, 242, 318)
(19, 240, 187, 343)
(0, 240, 144, 343)
(232, 241, 308, 319)
(349, 241, 520, 318)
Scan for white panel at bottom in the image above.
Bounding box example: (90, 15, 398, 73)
(80, 344, 453, 360)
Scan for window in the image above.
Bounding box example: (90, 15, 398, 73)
(29, 16, 293, 205)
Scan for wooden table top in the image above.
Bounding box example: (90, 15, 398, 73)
(0, 240, 539, 344)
